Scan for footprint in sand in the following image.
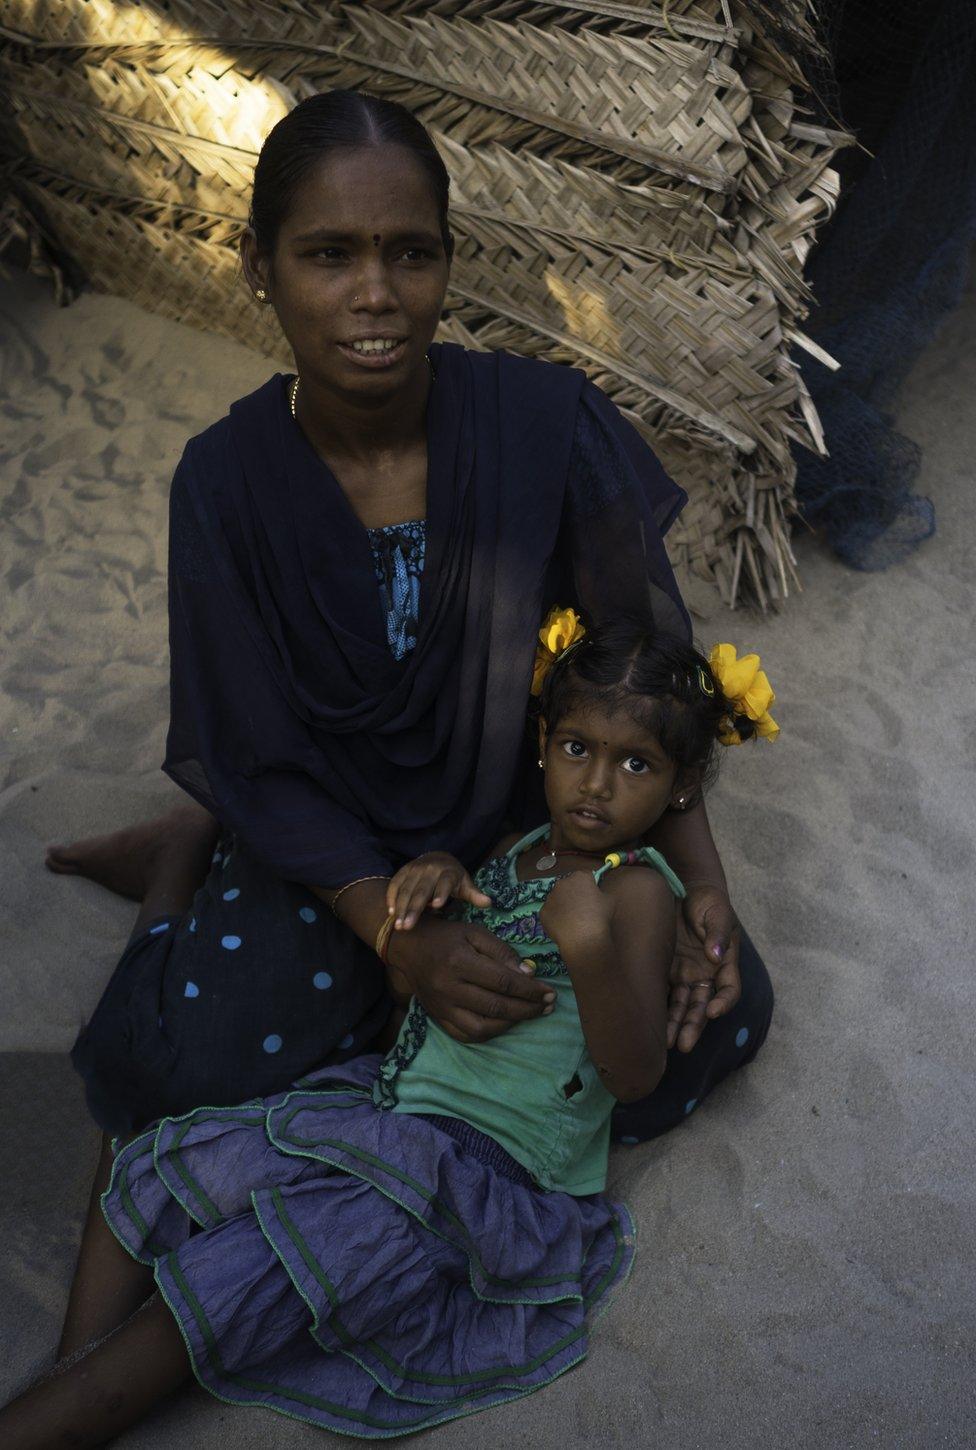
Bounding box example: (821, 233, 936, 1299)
(81, 387, 126, 430)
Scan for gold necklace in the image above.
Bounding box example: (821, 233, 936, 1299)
(289, 353, 436, 420)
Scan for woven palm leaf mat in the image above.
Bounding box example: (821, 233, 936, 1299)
(0, 1, 850, 608)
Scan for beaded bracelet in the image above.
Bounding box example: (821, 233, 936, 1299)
(330, 874, 390, 920)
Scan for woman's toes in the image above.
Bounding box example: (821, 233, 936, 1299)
(45, 846, 80, 874)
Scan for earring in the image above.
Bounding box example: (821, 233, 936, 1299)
(255, 288, 268, 302)
(537, 758, 545, 769)
(676, 796, 686, 809)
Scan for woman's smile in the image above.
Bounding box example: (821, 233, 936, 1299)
(337, 336, 409, 369)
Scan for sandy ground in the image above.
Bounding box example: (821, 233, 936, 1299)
(1, 269, 974, 1449)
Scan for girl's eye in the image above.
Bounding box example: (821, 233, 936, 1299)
(561, 740, 587, 759)
(621, 757, 649, 775)
(313, 247, 348, 262)
(401, 247, 434, 263)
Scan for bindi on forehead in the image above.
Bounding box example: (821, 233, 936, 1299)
(372, 234, 381, 246)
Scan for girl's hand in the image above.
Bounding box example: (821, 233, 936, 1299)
(667, 885, 742, 1053)
(386, 852, 491, 931)
(386, 915, 555, 1043)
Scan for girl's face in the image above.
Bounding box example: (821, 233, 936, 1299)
(539, 701, 692, 853)
(242, 145, 451, 402)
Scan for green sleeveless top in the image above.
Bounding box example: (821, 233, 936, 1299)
(373, 825, 685, 1195)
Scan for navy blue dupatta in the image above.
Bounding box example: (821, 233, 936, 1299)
(164, 343, 687, 886)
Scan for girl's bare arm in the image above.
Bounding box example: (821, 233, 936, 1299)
(541, 869, 675, 1102)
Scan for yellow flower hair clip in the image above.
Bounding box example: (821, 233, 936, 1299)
(708, 643, 779, 745)
(531, 605, 586, 696)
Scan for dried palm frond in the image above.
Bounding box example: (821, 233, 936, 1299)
(0, 0, 849, 607)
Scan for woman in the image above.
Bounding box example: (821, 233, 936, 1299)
(48, 90, 773, 1365)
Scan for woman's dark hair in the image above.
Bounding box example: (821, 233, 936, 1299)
(537, 616, 752, 800)
(250, 89, 454, 256)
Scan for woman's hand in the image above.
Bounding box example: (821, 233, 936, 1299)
(386, 914, 555, 1043)
(386, 852, 491, 931)
(666, 885, 741, 1053)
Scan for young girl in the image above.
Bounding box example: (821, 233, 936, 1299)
(1, 617, 776, 1446)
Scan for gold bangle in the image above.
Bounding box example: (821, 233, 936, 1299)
(330, 875, 390, 920)
(374, 913, 396, 966)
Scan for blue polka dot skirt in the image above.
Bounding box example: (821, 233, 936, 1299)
(71, 833, 392, 1134)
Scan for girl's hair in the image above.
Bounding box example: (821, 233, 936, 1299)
(250, 90, 453, 256)
(537, 617, 747, 798)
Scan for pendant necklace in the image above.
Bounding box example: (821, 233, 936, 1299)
(535, 839, 605, 872)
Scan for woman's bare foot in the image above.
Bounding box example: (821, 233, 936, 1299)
(45, 803, 219, 904)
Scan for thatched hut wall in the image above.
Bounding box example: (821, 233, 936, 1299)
(0, 0, 849, 608)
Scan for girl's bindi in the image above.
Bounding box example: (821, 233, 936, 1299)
(372, 234, 381, 247)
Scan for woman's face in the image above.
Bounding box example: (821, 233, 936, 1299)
(244, 144, 451, 400)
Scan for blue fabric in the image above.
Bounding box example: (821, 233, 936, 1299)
(72, 834, 391, 1133)
(367, 520, 425, 661)
(101, 1054, 635, 1438)
(411, 1113, 536, 1186)
(163, 348, 688, 890)
(75, 358, 694, 1133)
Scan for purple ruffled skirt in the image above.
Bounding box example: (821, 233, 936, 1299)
(102, 1054, 635, 1438)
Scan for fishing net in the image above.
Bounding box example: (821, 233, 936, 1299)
(792, 0, 976, 568)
